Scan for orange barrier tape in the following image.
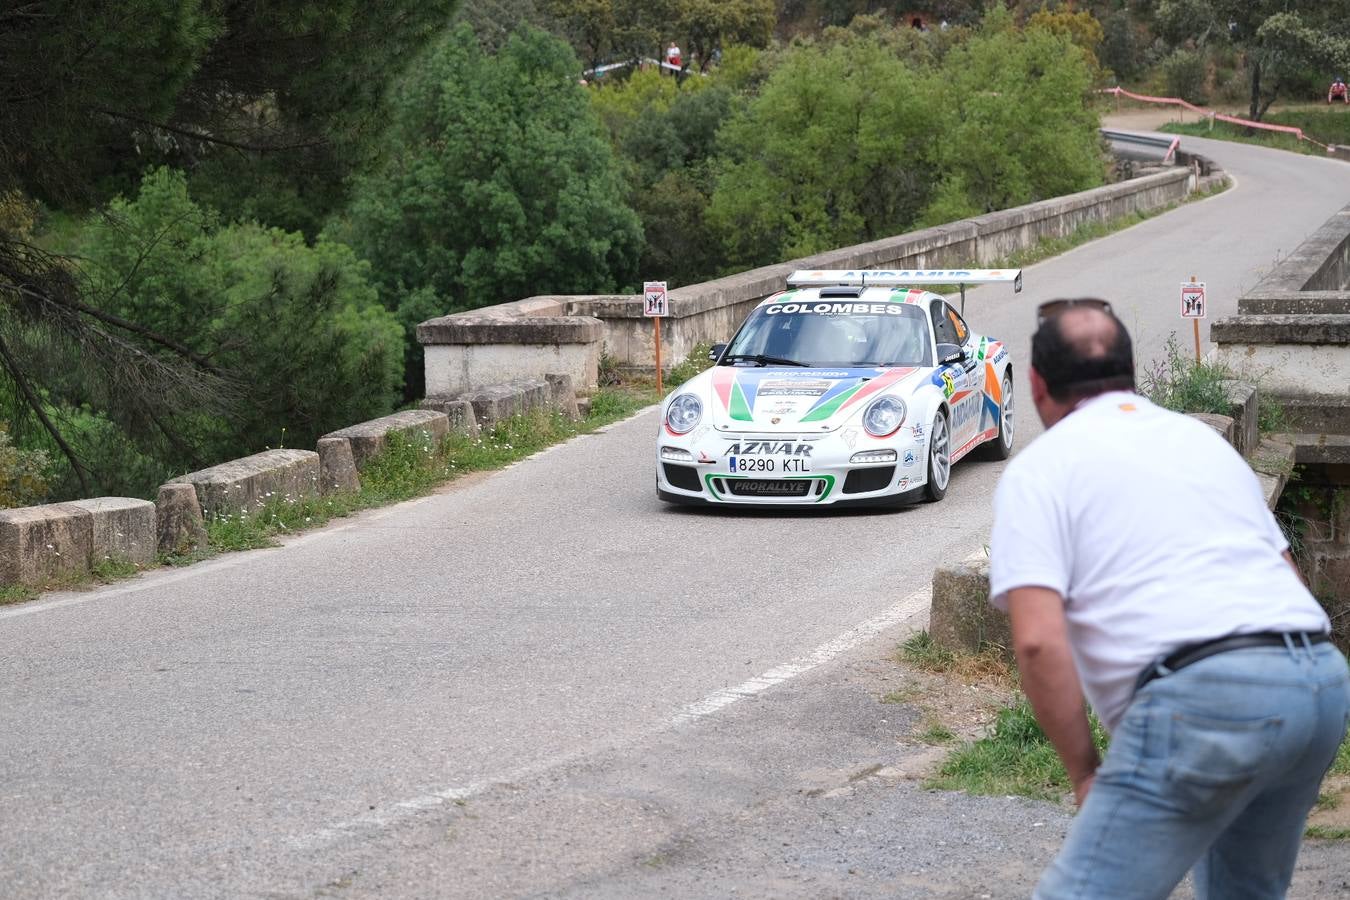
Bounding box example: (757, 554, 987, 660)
(1100, 87, 1332, 153)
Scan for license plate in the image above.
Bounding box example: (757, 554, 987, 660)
(728, 456, 812, 474)
(726, 479, 811, 497)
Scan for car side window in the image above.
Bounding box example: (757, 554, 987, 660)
(931, 302, 959, 345)
(947, 306, 970, 344)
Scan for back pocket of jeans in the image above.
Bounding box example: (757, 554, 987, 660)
(1166, 712, 1283, 815)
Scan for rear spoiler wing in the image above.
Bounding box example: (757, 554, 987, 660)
(785, 268, 1022, 314)
(786, 269, 1023, 292)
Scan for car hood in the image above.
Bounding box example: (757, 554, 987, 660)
(697, 366, 921, 433)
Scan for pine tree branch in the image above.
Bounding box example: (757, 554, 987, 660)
(0, 330, 91, 496)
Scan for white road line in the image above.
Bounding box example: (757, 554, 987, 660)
(294, 546, 986, 851)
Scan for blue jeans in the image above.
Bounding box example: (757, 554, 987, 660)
(1035, 640, 1350, 900)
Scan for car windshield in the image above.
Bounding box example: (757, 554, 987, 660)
(722, 299, 932, 368)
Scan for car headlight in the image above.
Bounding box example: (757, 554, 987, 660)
(862, 396, 907, 437)
(666, 393, 702, 434)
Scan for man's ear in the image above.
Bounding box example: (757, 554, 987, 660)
(1029, 365, 1050, 406)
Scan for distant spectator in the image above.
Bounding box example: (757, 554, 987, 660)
(1330, 77, 1349, 104)
(666, 41, 682, 74)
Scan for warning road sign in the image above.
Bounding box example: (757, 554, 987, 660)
(643, 281, 669, 317)
(1180, 282, 1206, 319)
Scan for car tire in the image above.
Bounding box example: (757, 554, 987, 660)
(924, 410, 950, 503)
(979, 372, 1014, 461)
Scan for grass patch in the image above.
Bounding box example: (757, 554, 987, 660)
(881, 686, 923, 705)
(1161, 109, 1350, 155)
(927, 697, 1109, 802)
(917, 719, 957, 745)
(1159, 119, 1321, 156)
(899, 630, 1015, 688)
(90, 556, 143, 582)
(1333, 732, 1350, 777)
(1315, 792, 1340, 812)
(0, 583, 38, 605)
(1305, 825, 1350, 841)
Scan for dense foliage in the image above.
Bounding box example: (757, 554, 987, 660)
(71, 169, 403, 495)
(340, 25, 643, 397)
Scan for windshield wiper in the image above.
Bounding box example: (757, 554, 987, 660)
(721, 353, 809, 367)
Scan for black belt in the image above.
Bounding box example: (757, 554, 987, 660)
(1134, 631, 1331, 694)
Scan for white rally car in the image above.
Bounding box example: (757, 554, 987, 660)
(656, 269, 1020, 508)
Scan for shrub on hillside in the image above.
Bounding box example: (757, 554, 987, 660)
(1162, 48, 1207, 104)
(76, 168, 403, 488)
(0, 423, 48, 508)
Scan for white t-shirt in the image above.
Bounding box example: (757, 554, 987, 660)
(989, 392, 1329, 732)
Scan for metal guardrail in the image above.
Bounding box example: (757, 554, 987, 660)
(1100, 129, 1181, 164)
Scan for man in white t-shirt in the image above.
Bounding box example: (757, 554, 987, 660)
(989, 299, 1348, 899)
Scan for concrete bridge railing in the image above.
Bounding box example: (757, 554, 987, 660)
(419, 162, 1212, 398)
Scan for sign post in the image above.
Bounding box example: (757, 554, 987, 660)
(643, 281, 669, 394)
(1180, 277, 1206, 364)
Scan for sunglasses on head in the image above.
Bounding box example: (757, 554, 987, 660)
(1036, 298, 1112, 325)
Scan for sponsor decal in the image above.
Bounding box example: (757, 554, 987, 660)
(1119, 403, 1137, 412)
(765, 303, 910, 316)
(697, 450, 716, 465)
(952, 397, 980, 430)
(992, 348, 1008, 364)
(902, 450, 916, 468)
(759, 379, 832, 398)
(842, 428, 859, 449)
(725, 441, 813, 457)
(939, 370, 956, 398)
(898, 476, 910, 490)
(911, 423, 925, 438)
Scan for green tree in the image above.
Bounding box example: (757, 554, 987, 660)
(342, 25, 643, 397)
(1154, 0, 1350, 119)
(706, 38, 942, 268)
(928, 20, 1103, 218)
(76, 169, 403, 490)
(676, 0, 775, 71)
(0, 1, 457, 492)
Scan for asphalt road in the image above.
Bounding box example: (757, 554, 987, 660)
(2, 136, 1348, 899)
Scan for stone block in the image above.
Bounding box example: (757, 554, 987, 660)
(0, 503, 93, 586)
(156, 483, 207, 555)
(544, 373, 581, 421)
(172, 448, 320, 519)
(927, 559, 1012, 659)
(317, 437, 360, 495)
(459, 379, 551, 429)
(322, 410, 450, 470)
(1189, 413, 1235, 446)
(69, 497, 156, 567)
(1221, 381, 1259, 457)
(417, 398, 481, 438)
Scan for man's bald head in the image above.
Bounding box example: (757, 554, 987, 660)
(1031, 301, 1135, 402)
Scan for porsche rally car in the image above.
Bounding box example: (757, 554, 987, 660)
(656, 269, 1021, 508)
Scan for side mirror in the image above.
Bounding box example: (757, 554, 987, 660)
(936, 342, 965, 366)
(708, 342, 727, 363)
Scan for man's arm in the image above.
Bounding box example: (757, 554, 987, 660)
(1007, 586, 1099, 805)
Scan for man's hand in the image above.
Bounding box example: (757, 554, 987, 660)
(1007, 587, 1101, 803)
